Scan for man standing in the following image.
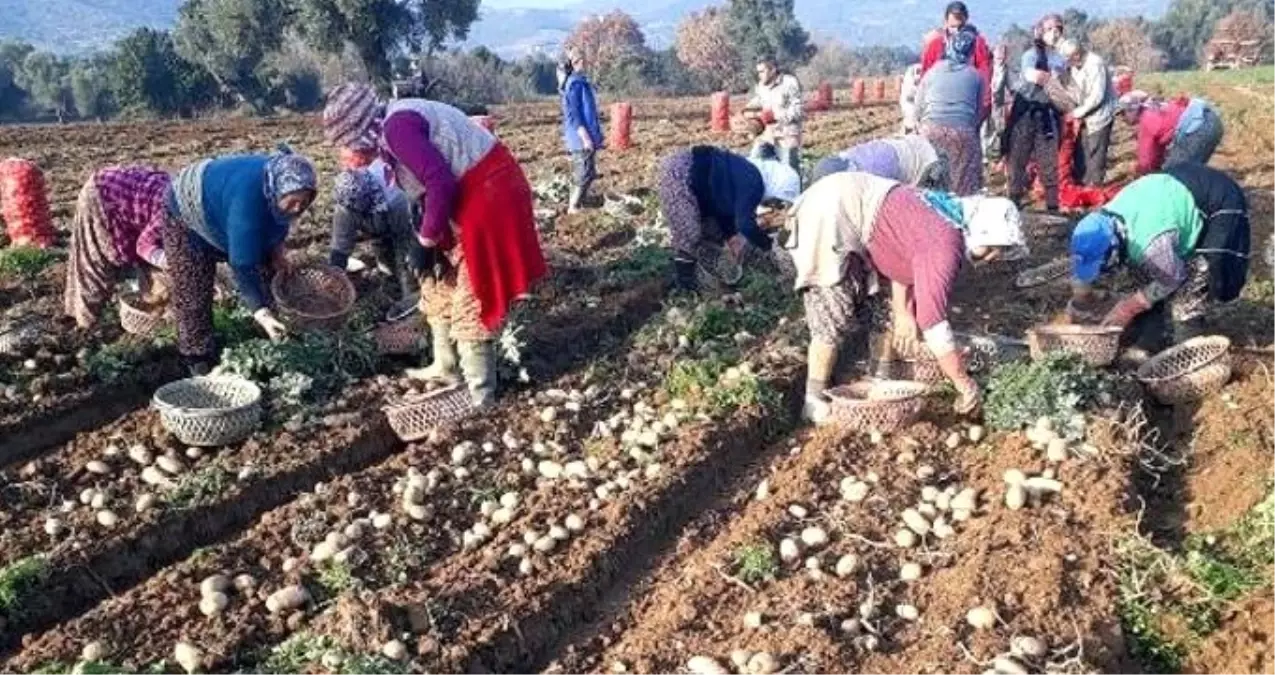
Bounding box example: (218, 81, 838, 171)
(1058, 39, 1117, 186)
(558, 49, 604, 214)
(743, 56, 804, 177)
(920, 1, 992, 110)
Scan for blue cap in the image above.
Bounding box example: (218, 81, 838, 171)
(1070, 212, 1116, 284)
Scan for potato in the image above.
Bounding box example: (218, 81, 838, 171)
(746, 652, 779, 675)
(966, 605, 995, 629)
(800, 526, 828, 549)
(835, 554, 858, 578)
(199, 592, 228, 616)
(902, 509, 931, 536)
(382, 640, 408, 661)
(200, 575, 231, 597)
(1005, 484, 1027, 510)
(687, 656, 729, 675)
(174, 642, 202, 674)
(265, 585, 309, 614)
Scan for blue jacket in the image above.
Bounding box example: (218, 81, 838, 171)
(688, 146, 770, 251)
(169, 155, 289, 310)
(561, 73, 604, 152)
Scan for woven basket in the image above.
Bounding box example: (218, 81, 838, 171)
(0, 322, 38, 356)
(696, 242, 744, 287)
(152, 376, 262, 447)
(271, 264, 357, 331)
(1027, 324, 1123, 367)
(119, 294, 169, 337)
(384, 385, 474, 442)
(1015, 257, 1071, 289)
(1136, 336, 1232, 405)
(827, 379, 928, 433)
(373, 319, 424, 355)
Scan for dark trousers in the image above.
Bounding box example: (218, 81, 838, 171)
(1073, 122, 1113, 186)
(1007, 113, 1059, 209)
(571, 149, 597, 206)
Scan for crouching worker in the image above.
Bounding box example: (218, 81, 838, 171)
(65, 165, 171, 328)
(323, 83, 548, 409)
(330, 159, 425, 319)
(657, 145, 801, 292)
(809, 135, 950, 188)
(166, 148, 317, 374)
(784, 171, 1027, 423)
(1069, 163, 1249, 353)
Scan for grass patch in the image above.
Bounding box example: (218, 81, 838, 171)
(1138, 67, 1275, 93)
(982, 352, 1113, 434)
(84, 340, 150, 383)
(0, 246, 61, 285)
(255, 631, 405, 674)
(0, 555, 49, 619)
(601, 243, 667, 287)
(665, 355, 781, 419)
(378, 531, 426, 587)
(165, 465, 233, 510)
(733, 542, 779, 584)
(313, 559, 360, 599)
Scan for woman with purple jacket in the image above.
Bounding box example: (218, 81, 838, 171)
(559, 49, 604, 213)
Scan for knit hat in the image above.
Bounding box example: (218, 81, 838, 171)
(1071, 211, 1118, 284)
(324, 82, 382, 151)
(945, 28, 977, 65)
(749, 158, 801, 204)
(956, 195, 1028, 261)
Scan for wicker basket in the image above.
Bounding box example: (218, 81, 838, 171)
(384, 385, 474, 442)
(826, 379, 929, 433)
(271, 264, 357, 331)
(1027, 324, 1124, 367)
(373, 319, 424, 355)
(0, 322, 39, 356)
(119, 294, 169, 337)
(1136, 336, 1232, 405)
(1015, 257, 1071, 289)
(696, 241, 744, 287)
(152, 376, 262, 447)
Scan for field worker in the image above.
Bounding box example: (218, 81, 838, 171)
(657, 145, 800, 293)
(1004, 14, 1066, 211)
(322, 83, 547, 409)
(166, 147, 316, 375)
(64, 165, 171, 328)
(920, 1, 992, 103)
(784, 171, 1026, 423)
(899, 63, 922, 134)
(981, 43, 1010, 163)
(742, 56, 804, 175)
(916, 28, 988, 195)
(330, 158, 425, 320)
(1056, 39, 1117, 186)
(558, 49, 604, 214)
(1068, 163, 1249, 352)
(1119, 91, 1226, 176)
(809, 136, 949, 189)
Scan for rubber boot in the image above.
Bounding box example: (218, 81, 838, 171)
(405, 320, 460, 385)
(458, 340, 497, 409)
(803, 340, 838, 425)
(673, 256, 698, 293)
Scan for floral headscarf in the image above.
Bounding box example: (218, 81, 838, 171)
(945, 27, 977, 65)
(264, 146, 317, 204)
(323, 82, 384, 151)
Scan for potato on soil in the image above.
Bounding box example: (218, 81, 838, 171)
(174, 641, 202, 674)
(265, 585, 309, 613)
(746, 651, 779, 675)
(966, 605, 996, 629)
(687, 655, 729, 674)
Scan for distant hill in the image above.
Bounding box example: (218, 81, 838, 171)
(3, 0, 1170, 58)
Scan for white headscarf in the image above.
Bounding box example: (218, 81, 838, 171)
(748, 158, 801, 204)
(955, 195, 1028, 260)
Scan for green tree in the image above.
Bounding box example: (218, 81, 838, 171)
(1153, 0, 1274, 68)
(0, 40, 35, 118)
(110, 28, 217, 116)
(174, 0, 290, 110)
(291, 0, 479, 86)
(69, 59, 112, 119)
(724, 0, 814, 73)
(17, 51, 71, 121)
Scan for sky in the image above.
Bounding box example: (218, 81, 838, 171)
(481, 0, 579, 7)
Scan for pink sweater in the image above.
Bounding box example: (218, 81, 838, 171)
(866, 187, 965, 330)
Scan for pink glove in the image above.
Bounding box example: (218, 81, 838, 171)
(1102, 292, 1152, 328)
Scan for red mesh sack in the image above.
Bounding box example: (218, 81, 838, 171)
(0, 158, 56, 248)
(711, 92, 730, 132)
(610, 102, 632, 151)
(851, 79, 866, 106)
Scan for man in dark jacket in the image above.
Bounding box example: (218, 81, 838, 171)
(559, 50, 604, 213)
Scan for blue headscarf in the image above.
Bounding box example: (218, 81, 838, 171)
(945, 28, 977, 65)
(264, 144, 317, 205)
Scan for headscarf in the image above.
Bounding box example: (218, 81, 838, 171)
(264, 146, 317, 205)
(334, 167, 389, 215)
(945, 27, 977, 65)
(1118, 90, 1151, 115)
(1070, 211, 1119, 284)
(748, 158, 801, 203)
(889, 135, 942, 186)
(955, 195, 1028, 260)
(1056, 38, 1080, 60)
(324, 82, 383, 151)
(556, 57, 574, 93)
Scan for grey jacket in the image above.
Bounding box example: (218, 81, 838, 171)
(917, 61, 986, 129)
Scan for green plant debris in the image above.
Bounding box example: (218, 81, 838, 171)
(983, 352, 1112, 433)
(166, 465, 232, 510)
(216, 330, 377, 419)
(84, 341, 149, 383)
(665, 356, 779, 418)
(378, 531, 426, 587)
(0, 555, 49, 618)
(602, 244, 667, 286)
(313, 559, 359, 599)
(0, 246, 61, 284)
(254, 631, 405, 674)
(733, 542, 779, 585)
(212, 304, 259, 346)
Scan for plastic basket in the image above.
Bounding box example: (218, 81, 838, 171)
(695, 241, 744, 287)
(1027, 324, 1123, 367)
(152, 376, 262, 447)
(383, 385, 474, 442)
(373, 319, 424, 355)
(1136, 336, 1232, 405)
(271, 264, 356, 331)
(119, 293, 169, 337)
(826, 379, 928, 433)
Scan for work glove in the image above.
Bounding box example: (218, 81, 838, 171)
(254, 308, 289, 342)
(1101, 292, 1152, 328)
(954, 378, 983, 417)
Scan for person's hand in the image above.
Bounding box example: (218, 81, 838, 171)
(1102, 293, 1151, 328)
(254, 308, 289, 342)
(954, 378, 982, 416)
(725, 234, 747, 263)
(577, 127, 594, 151)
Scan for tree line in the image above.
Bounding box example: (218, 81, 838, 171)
(0, 0, 1269, 124)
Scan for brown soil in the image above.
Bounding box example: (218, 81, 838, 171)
(1186, 593, 1275, 674)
